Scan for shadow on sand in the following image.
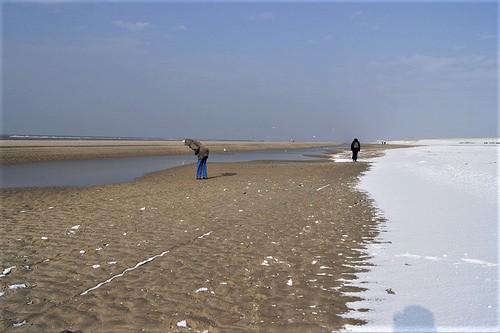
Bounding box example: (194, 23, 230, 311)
(206, 172, 238, 179)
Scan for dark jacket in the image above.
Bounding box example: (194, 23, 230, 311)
(351, 139, 361, 151)
(184, 138, 209, 160)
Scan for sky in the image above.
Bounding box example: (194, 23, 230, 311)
(2, 1, 498, 142)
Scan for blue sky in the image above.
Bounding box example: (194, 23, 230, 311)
(2, 2, 498, 141)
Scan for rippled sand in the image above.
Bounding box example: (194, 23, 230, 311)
(1, 159, 382, 332)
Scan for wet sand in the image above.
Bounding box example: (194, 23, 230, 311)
(0, 140, 334, 165)
(0, 153, 386, 332)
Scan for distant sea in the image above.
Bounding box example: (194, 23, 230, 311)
(0, 134, 173, 141)
(0, 135, 266, 142)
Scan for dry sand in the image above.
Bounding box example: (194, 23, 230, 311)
(0, 148, 391, 332)
(0, 140, 333, 165)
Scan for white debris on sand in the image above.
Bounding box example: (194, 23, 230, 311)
(79, 250, 85, 254)
(176, 320, 188, 328)
(194, 287, 208, 293)
(197, 231, 213, 239)
(12, 320, 26, 328)
(0, 266, 15, 277)
(41, 236, 48, 240)
(108, 261, 117, 265)
(316, 184, 331, 191)
(71, 225, 80, 230)
(92, 264, 100, 269)
(140, 207, 146, 211)
(8, 284, 27, 290)
(80, 230, 214, 296)
(287, 278, 293, 286)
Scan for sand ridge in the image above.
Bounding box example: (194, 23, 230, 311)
(0, 140, 334, 165)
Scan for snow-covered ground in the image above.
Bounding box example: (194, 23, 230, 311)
(343, 141, 499, 332)
(379, 137, 500, 146)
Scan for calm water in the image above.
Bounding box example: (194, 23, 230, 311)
(0, 148, 333, 188)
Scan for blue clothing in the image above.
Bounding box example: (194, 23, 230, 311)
(196, 156, 208, 179)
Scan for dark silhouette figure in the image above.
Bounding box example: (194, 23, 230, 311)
(351, 138, 361, 162)
(393, 305, 437, 332)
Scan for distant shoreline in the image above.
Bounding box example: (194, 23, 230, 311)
(0, 139, 335, 165)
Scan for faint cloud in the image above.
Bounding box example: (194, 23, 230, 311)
(399, 54, 496, 77)
(308, 34, 334, 44)
(368, 53, 496, 81)
(478, 32, 496, 40)
(113, 20, 151, 32)
(249, 12, 274, 21)
(174, 25, 187, 31)
(400, 54, 455, 72)
(350, 11, 363, 19)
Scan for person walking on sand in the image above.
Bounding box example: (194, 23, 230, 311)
(351, 138, 361, 162)
(183, 138, 209, 179)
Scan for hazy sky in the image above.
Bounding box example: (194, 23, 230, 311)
(2, 2, 498, 142)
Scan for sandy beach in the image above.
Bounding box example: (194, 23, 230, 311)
(0, 140, 334, 165)
(0, 146, 391, 332)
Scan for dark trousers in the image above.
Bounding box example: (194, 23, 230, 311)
(352, 150, 359, 162)
(196, 157, 208, 179)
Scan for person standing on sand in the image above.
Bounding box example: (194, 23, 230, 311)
(183, 138, 209, 179)
(351, 138, 361, 162)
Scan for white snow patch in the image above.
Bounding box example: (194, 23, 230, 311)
(460, 258, 498, 267)
(343, 143, 499, 332)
